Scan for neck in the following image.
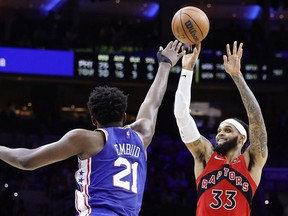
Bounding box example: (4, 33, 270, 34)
(222, 150, 241, 163)
(98, 122, 123, 128)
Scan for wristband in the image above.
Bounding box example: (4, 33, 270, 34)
(157, 50, 172, 65)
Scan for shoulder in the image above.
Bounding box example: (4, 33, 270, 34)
(64, 129, 106, 159)
(64, 128, 99, 138)
(62, 128, 104, 147)
(127, 119, 153, 148)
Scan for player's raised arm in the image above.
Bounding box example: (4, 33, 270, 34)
(130, 40, 185, 148)
(223, 41, 268, 185)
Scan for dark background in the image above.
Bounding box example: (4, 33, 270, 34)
(0, 0, 288, 215)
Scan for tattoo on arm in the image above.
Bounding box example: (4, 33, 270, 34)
(233, 76, 268, 159)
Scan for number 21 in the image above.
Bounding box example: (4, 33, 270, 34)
(113, 157, 139, 193)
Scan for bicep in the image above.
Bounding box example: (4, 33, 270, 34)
(22, 130, 84, 169)
(186, 136, 212, 159)
(245, 141, 268, 169)
(244, 144, 268, 185)
(186, 136, 213, 179)
(247, 122, 268, 168)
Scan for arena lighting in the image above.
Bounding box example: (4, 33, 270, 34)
(190, 4, 261, 21)
(245, 4, 261, 20)
(142, 2, 160, 19)
(43, 0, 67, 11)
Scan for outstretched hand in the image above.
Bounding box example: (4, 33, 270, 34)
(223, 41, 243, 77)
(182, 43, 201, 71)
(158, 40, 186, 67)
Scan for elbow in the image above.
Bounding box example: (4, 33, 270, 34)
(173, 100, 183, 118)
(174, 104, 188, 119)
(18, 157, 37, 171)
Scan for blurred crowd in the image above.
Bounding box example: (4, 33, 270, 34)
(0, 10, 287, 55)
(0, 11, 160, 53)
(0, 100, 288, 215)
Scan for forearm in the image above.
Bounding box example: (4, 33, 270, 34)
(232, 74, 267, 154)
(135, 62, 171, 125)
(174, 69, 192, 118)
(143, 62, 171, 107)
(174, 69, 200, 143)
(232, 75, 264, 124)
(0, 146, 33, 170)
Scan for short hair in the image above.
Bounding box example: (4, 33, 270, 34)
(87, 86, 128, 125)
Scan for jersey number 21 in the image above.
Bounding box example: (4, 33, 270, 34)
(113, 157, 139, 193)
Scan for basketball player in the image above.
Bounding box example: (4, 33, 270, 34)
(174, 41, 268, 216)
(0, 40, 187, 216)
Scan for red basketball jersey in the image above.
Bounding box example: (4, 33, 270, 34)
(196, 152, 258, 216)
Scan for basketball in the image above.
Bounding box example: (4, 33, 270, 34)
(171, 6, 210, 45)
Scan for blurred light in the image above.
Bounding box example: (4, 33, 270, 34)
(279, 14, 284, 19)
(246, 5, 261, 20)
(44, 0, 67, 12)
(14, 192, 18, 197)
(4, 183, 8, 188)
(265, 199, 269, 205)
(142, 2, 159, 18)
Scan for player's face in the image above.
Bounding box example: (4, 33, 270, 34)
(215, 123, 240, 155)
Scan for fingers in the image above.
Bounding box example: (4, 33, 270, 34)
(194, 43, 201, 54)
(181, 45, 186, 52)
(162, 40, 202, 61)
(238, 42, 243, 58)
(226, 44, 231, 56)
(171, 40, 182, 51)
(177, 46, 186, 58)
(233, 41, 237, 55)
(226, 41, 243, 61)
(223, 55, 228, 64)
(165, 41, 174, 49)
(195, 43, 201, 51)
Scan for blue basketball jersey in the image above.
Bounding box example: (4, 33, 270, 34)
(75, 127, 147, 216)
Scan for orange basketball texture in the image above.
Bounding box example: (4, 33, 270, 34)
(171, 6, 210, 45)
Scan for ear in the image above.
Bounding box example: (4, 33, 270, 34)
(91, 116, 97, 126)
(122, 112, 127, 123)
(239, 134, 246, 145)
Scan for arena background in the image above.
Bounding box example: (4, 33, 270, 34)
(0, 0, 288, 215)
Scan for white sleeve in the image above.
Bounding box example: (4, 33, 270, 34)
(174, 69, 201, 143)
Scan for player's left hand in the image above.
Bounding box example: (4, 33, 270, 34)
(223, 41, 243, 77)
(159, 40, 186, 67)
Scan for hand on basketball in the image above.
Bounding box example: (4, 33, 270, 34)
(159, 40, 186, 67)
(223, 41, 243, 77)
(181, 43, 201, 71)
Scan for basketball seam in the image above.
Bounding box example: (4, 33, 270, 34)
(185, 12, 205, 37)
(179, 11, 194, 44)
(186, 8, 210, 26)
